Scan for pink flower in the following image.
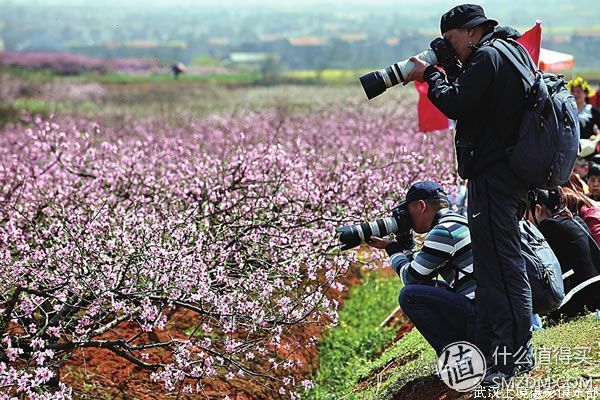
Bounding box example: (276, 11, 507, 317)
(30, 337, 44, 350)
(301, 379, 315, 390)
(1, 101, 455, 398)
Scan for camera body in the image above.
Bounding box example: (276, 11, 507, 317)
(336, 205, 413, 251)
(359, 37, 456, 99)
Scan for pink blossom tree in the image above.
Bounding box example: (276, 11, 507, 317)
(0, 103, 455, 398)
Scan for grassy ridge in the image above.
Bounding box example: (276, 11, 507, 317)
(305, 270, 401, 399)
(307, 272, 600, 400)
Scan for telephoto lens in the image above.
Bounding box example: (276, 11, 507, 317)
(336, 206, 412, 251)
(359, 37, 455, 100)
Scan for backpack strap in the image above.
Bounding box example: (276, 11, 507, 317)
(521, 220, 546, 244)
(487, 38, 537, 90)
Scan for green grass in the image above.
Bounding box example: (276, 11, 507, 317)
(302, 258, 599, 400)
(507, 315, 600, 399)
(0, 66, 57, 82)
(0, 66, 260, 85)
(10, 97, 67, 114)
(344, 329, 438, 400)
(0, 65, 367, 87)
(89, 71, 260, 85)
(2, 98, 100, 118)
(304, 269, 401, 400)
(346, 314, 600, 400)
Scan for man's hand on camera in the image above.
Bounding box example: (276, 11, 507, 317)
(367, 236, 392, 250)
(394, 232, 415, 250)
(444, 60, 462, 82)
(403, 57, 428, 85)
(369, 233, 415, 257)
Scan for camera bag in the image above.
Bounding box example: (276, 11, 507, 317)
(518, 220, 565, 314)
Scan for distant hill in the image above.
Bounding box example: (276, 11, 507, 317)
(1, 0, 599, 69)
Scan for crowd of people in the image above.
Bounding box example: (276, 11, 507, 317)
(364, 3, 600, 391)
(523, 73, 600, 317)
(445, 74, 600, 321)
(370, 179, 600, 387)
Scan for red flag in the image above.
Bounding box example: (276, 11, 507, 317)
(414, 21, 543, 133)
(415, 80, 450, 132)
(516, 21, 542, 66)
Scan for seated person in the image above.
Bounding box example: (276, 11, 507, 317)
(588, 163, 600, 202)
(571, 159, 590, 189)
(528, 187, 600, 318)
(368, 181, 476, 356)
(590, 84, 600, 109)
(562, 171, 588, 196)
(562, 187, 600, 246)
(569, 76, 600, 139)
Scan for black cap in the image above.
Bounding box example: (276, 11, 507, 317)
(397, 181, 448, 208)
(589, 162, 600, 178)
(440, 4, 498, 34)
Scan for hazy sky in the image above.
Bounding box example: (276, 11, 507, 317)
(0, 0, 566, 7)
(5, 0, 598, 14)
(3, 0, 598, 29)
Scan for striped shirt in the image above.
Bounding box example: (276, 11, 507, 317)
(387, 210, 476, 299)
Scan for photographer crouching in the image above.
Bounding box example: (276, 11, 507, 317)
(366, 181, 476, 355)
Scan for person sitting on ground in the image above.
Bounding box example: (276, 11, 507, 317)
(563, 170, 589, 195)
(528, 187, 600, 319)
(590, 83, 600, 109)
(367, 181, 476, 356)
(587, 163, 600, 202)
(562, 187, 600, 247)
(573, 158, 591, 185)
(569, 76, 600, 140)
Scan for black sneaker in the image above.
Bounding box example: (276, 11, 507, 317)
(481, 368, 513, 389)
(514, 346, 536, 376)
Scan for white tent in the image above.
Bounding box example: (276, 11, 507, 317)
(539, 48, 575, 72)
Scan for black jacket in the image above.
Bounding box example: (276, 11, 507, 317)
(539, 215, 600, 317)
(539, 215, 600, 293)
(579, 104, 600, 139)
(424, 27, 526, 179)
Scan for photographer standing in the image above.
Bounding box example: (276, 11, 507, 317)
(403, 4, 533, 385)
(368, 182, 476, 355)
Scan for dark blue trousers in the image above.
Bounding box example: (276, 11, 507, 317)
(468, 162, 532, 374)
(399, 283, 477, 356)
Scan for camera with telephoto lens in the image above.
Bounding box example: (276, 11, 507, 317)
(336, 205, 413, 251)
(359, 37, 456, 100)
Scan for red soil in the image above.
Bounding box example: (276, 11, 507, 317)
(61, 268, 364, 399)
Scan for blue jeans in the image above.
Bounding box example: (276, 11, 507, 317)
(399, 283, 477, 356)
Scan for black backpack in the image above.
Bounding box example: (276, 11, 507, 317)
(449, 219, 564, 315)
(487, 39, 580, 189)
(519, 220, 565, 314)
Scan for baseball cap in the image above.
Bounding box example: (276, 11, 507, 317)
(440, 4, 498, 35)
(397, 181, 449, 208)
